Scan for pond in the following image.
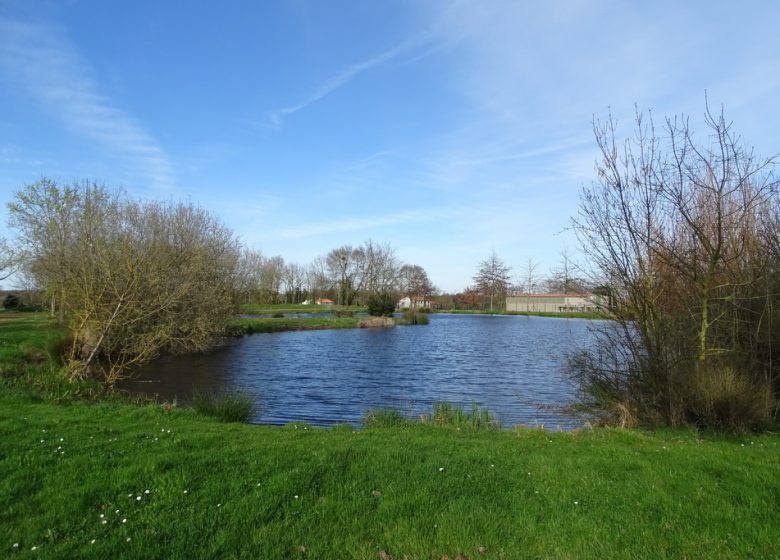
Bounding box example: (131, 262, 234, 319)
(124, 314, 601, 429)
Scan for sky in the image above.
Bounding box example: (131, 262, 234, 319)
(1, 0, 779, 292)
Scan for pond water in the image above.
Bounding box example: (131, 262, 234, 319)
(124, 314, 600, 429)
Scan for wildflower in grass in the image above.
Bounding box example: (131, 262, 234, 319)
(31, 546, 38, 551)
(183, 490, 188, 494)
(99, 514, 104, 519)
(438, 467, 444, 472)
(574, 501, 579, 505)
(136, 496, 141, 501)
(12, 543, 19, 548)
(294, 495, 299, 499)
(144, 490, 150, 494)
(90, 539, 96, 544)
(126, 538, 131, 542)
(115, 510, 120, 514)
(102, 520, 107, 525)
(122, 518, 127, 523)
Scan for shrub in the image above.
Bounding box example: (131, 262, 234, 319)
(397, 309, 429, 325)
(3, 293, 20, 309)
(191, 390, 256, 423)
(687, 363, 774, 431)
(367, 293, 396, 317)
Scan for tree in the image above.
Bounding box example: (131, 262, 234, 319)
(234, 249, 265, 304)
(571, 102, 779, 429)
(8, 179, 241, 383)
(519, 258, 541, 294)
(473, 251, 512, 311)
(545, 248, 589, 294)
(325, 246, 358, 306)
(399, 264, 436, 308)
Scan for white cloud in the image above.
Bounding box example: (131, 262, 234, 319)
(0, 19, 175, 190)
(266, 18, 461, 128)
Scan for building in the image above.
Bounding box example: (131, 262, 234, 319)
(396, 296, 433, 309)
(505, 293, 601, 313)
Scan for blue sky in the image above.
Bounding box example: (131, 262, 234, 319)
(1, 0, 779, 292)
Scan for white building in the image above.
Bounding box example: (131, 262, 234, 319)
(505, 293, 601, 313)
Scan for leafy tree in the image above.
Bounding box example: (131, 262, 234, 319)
(8, 179, 241, 383)
(367, 292, 396, 316)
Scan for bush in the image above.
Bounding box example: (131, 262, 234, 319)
(191, 390, 256, 423)
(397, 309, 429, 325)
(3, 293, 20, 309)
(367, 293, 396, 317)
(688, 363, 774, 431)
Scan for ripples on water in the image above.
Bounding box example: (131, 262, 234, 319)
(126, 314, 600, 429)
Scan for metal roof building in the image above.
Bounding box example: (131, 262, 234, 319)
(506, 293, 600, 313)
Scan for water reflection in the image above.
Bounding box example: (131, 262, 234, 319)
(125, 314, 600, 429)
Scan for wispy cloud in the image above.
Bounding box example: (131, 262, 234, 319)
(271, 208, 451, 240)
(0, 19, 175, 190)
(267, 30, 443, 128)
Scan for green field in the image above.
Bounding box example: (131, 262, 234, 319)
(1, 313, 779, 558)
(240, 303, 367, 315)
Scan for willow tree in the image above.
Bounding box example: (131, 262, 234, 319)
(9, 179, 241, 383)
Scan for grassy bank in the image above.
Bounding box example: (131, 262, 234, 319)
(3, 313, 779, 558)
(233, 316, 361, 334)
(240, 303, 367, 315)
(2, 392, 779, 559)
(436, 309, 607, 320)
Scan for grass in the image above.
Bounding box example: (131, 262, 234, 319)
(190, 390, 256, 423)
(2, 313, 780, 557)
(2, 393, 780, 558)
(232, 316, 361, 334)
(240, 303, 367, 314)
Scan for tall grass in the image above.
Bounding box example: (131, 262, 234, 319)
(422, 401, 500, 430)
(362, 407, 408, 427)
(190, 390, 256, 422)
(364, 402, 500, 431)
(397, 309, 429, 325)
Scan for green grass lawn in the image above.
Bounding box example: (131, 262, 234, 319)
(2, 312, 779, 558)
(2, 394, 779, 559)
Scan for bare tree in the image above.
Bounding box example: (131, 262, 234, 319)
(473, 251, 512, 311)
(399, 264, 436, 308)
(519, 258, 540, 294)
(571, 102, 779, 428)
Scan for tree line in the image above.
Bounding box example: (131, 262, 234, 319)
(234, 241, 435, 308)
